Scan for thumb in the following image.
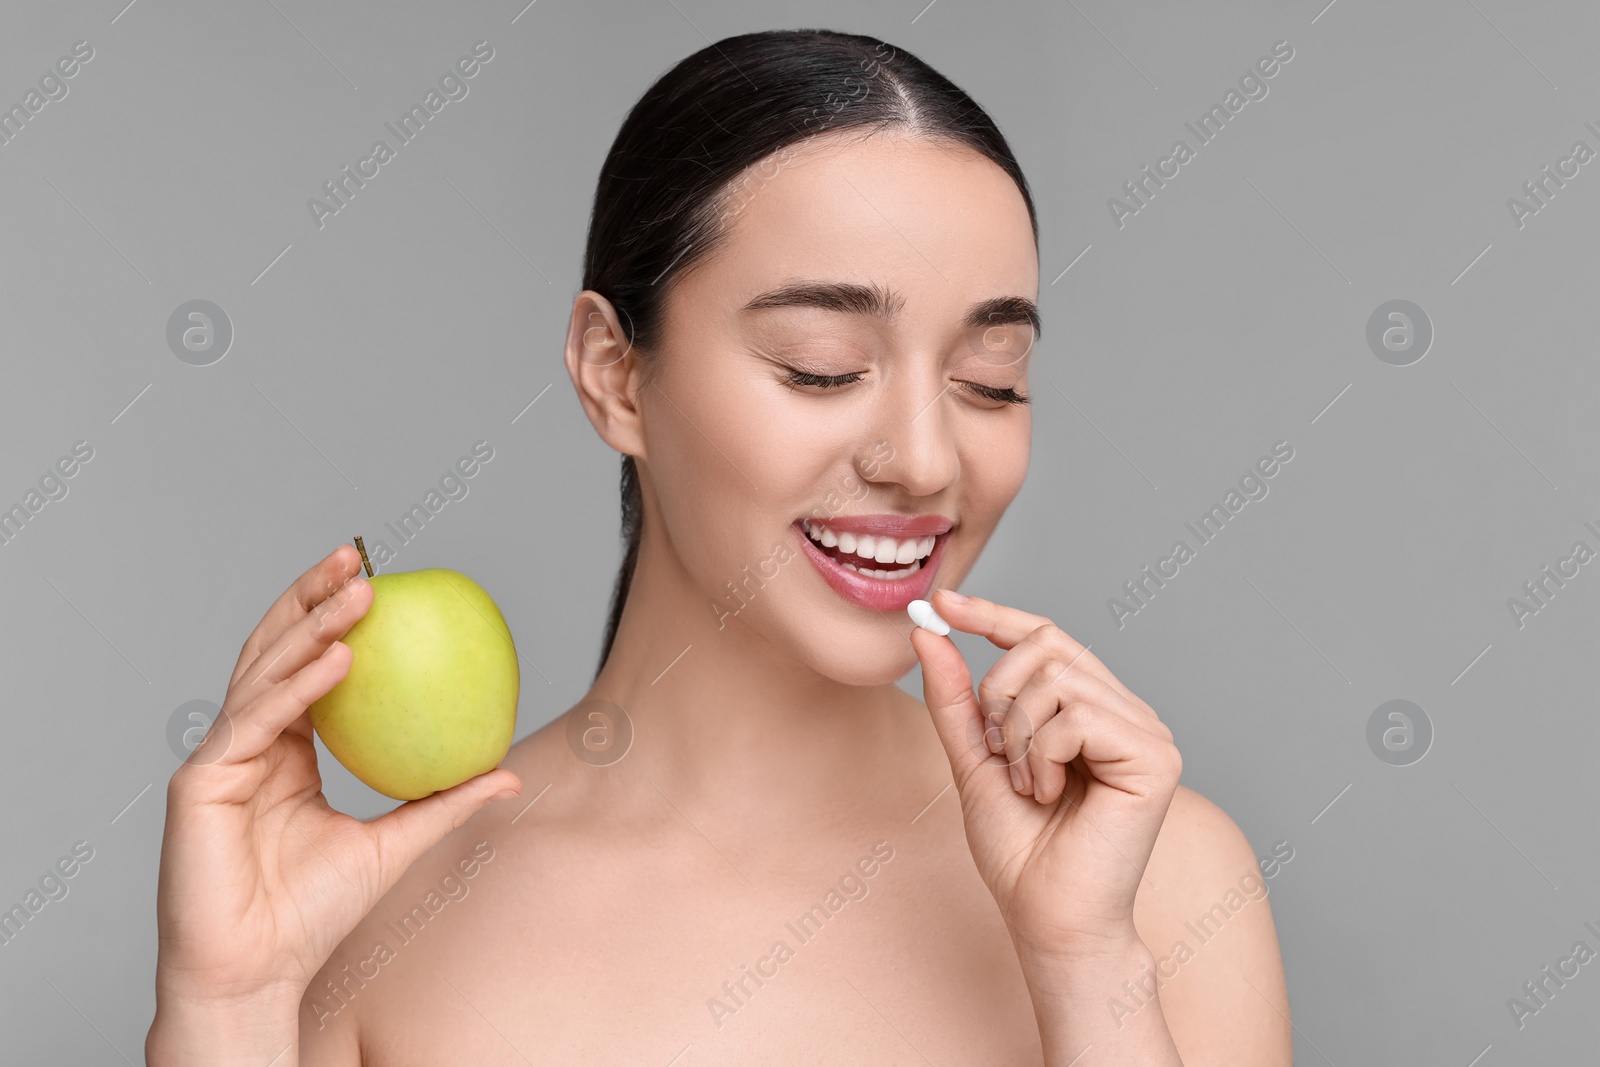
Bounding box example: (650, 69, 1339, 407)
(909, 624, 989, 785)
(365, 768, 522, 894)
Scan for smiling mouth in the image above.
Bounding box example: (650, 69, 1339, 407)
(799, 519, 938, 581)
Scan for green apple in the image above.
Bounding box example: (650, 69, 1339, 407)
(309, 562, 519, 800)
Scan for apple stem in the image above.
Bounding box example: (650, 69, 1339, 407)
(353, 535, 374, 578)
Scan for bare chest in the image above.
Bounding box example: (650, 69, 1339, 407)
(346, 834, 1046, 1066)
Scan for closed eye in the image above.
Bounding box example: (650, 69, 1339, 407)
(783, 369, 865, 390)
(961, 381, 1029, 406)
(782, 368, 1029, 406)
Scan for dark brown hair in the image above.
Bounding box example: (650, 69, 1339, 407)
(583, 28, 1038, 680)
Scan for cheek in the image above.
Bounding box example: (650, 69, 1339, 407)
(643, 366, 801, 584)
(971, 415, 1031, 503)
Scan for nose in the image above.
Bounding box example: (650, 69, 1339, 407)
(856, 377, 960, 497)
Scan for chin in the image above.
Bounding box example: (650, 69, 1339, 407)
(789, 621, 924, 688)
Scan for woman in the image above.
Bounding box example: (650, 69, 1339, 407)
(147, 29, 1291, 1065)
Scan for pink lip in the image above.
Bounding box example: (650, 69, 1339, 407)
(800, 512, 954, 538)
(792, 515, 953, 612)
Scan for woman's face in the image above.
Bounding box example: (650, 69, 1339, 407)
(639, 130, 1037, 686)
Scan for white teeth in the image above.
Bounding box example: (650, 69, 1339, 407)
(802, 519, 939, 575)
(842, 559, 923, 580)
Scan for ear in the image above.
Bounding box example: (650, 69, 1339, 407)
(564, 290, 648, 460)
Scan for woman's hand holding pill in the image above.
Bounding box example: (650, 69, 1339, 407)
(907, 588, 1182, 965)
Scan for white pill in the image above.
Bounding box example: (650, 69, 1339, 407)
(907, 599, 950, 636)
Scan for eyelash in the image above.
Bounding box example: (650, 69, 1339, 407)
(783, 369, 1030, 406)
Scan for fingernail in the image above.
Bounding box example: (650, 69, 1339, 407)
(491, 788, 519, 802)
(907, 599, 950, 636)
(939, 588, 969, 604)
(1008, 763, 1022, 791)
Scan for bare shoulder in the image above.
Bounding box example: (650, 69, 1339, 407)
(1141, 785, 1264, 896)
(1131, 784, 1294, 1066)
(298, 713, 582, 1065)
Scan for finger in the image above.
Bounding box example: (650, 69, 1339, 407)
(1030, 661, 1172, 743)
(931, 589, 1138, 705)
(1011, 668, 1074, 803)
(229, 544, 364, 692)
(995, 665, 1135, 799)
(1028, 705, 1089, 806)
(1030, 700, 1180, 801)
(977, 623, 1102, 713)
(982, 713, 1007, 758)
(973, 625, 1167, 743)
(984, 659, 1166, 799)
(996, 684, 1041, 797)
(365, 769, 524, 897)
(907, 624, 992, 787)
(1003, 668, 1070, 799)
(973, 627, 1081, 780)
(214, 640, 354, 767)
(229, 572, 372, 707)
(1026, 714, 1066, 806)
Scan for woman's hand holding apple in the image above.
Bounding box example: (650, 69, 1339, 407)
(147, 544, 522, 1065)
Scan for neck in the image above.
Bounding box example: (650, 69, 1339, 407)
(586, 525, 941, 830)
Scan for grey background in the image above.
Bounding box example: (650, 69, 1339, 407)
(1, 0, 1596, 1062)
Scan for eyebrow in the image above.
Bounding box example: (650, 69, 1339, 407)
(741, 280, 1041, 339)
